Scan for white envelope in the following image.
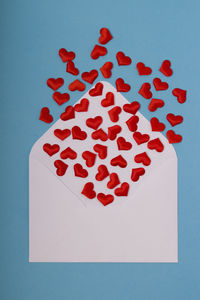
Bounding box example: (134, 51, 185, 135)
(29, 81, 178, 262)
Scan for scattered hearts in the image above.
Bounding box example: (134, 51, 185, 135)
(52, 92, 70, 105)
(148, 98, 164, 112)
(147, 138, 164, 152)
(97, 193, 114, 206)
(72, 126, 87, 140)
(116, 52, 132, 65)
(126, 115, 139, 132)
(131, 168, 145, 182)
(82, 151, 96, 167)
(172, 88, 187, 104)
(134, 152, 151, 166)
(116, 78, 131, 92)
(137, 62, 152, 75)
(81, 182, 96, 199)
(138, 83, 152, 99)
(133, 131, 150, 145)
(107, 173, 120, 189)
(89, 82, 103, 96)
(110, 155, 127, 168)
(93, 144, 107, 159)
(60, 106, 75, 121)
(95, 165, 109, 181)
(150, 117, 166, 132)
(68, 79, 85, 92)
(54, 129, 71, 141)
(98, 28, 113, 45)
(43, 143, 60, 156)
(86, 116, 103, 130)
(123, 101, 140, 115)
(117, 137, 132, 150)
(39, 107, 53, 123)
(74, 98, 89, 112)
(66, 61, 79, 76)
(159, 60, 173, 77)
(114, 182, 129, 196)
(59, 48, 75, 62)
(101, 92, 114, 107)
(153, 78, 168, 91)
(47, 78, 64, 91)
(60, 147, 77, 160)
(91, 45, 107, 59)
(54, 160, 68, 176)
(108, 106, 122, 122)
(92, 128, 108, 141)
(108, 125, 122, 140)
(74, 163, 88, 178)
(166, 130, 182, 144)
(166, 113, 183, 127)
(100, 62, 113, 78)
(81, 70, 98, 84)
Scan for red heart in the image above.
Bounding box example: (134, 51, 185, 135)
(100, 62, 113, 78)
(131, 168, 145, 182)
(108, 106, 122, 122)
(98, 28, 113, 45)
(126, 115, 139, 132)
(86, 116, 103, 130)
(82, 151, 96, 167)
(108, 125, 122, 140)
(150, 117, 165, 132)
(172, 88, 187, 104)
(74, 98, 89, 112)
(148, 98, 164, 112)
(91, 45, 107, 59)
(107, 173, 120, 189)
(138, 83, 152, 99)
(95, 165, 109, 181)
(81, 182, 96, 199)
(59, 48, 75, 62)
(39, 107, 53, 123)
(89, 82, 104, 97)
(101, 92, 114, 107)
(54, 160, 68, 176)
(68, 79, 85, 92)
(97, 193, 114, 206)
(137, 62, 152, 75)
(91, 129, 108, 141)
(134, 152, 151, 166)
(110, 155, 127, 168)
(72, 126, 87, 140)
(74, 163, 88, 178)
(60, 147, 77, 160)
(117, 137, 132, 150)
(47, 78, 64, 91)
(60, 106, 75, 121)
(81, 70, 98, 84)
(54, 129, 71, 140)
(153, 78, 168, 91)
(116, 52, 132, 65)
(166, 130, 182, 144)
(159, 60, 173, 77)
(123, 101, 140, 115)
(93, 144, 107, 159)
(116, 78, 131, 92)
(133, 131, 150, 145)
(66, 61, 79, 76)
(147, 138, 164, 152)
(53, 92, 70, 105)
(43, 143, 60, 156)
(166, 113, 183, 127)
(114, 182, 129, 196)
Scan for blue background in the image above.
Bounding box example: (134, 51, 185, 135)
(1, 0, 200, 299)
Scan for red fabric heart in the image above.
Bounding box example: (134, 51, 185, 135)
(147, 138, 164, 152)
(148, 98, 164, 112)
(98, 28, 113, 45)
(133, 131, 150, 145)
(172, 88, 187, 104)
(54, 129, 71, 141)
(39, 107, 53, 123)
(54, 160, 68, 176)
(116, 78, 131, 92)
(60, 147, 77, 160)
(137, 62, 152, 75)
(114, 182, 129, 196)
(96, 165, 109, 181)
(101, 92, 114, 107)
(166, 130, 182, 144)
(150, 117, 166, 132)
(72, 126, 87, 140)
(86, 116, 103, 130)
(117, 137, 132, 150)
(91, 45, 107, 59)
(159, 60, 173, 77)
(108, 106, 122, 122)
(81, 70, 98, 84)
(123, 101, 140, 115)
(166, 113, 183, 127)
(74, 98, 89, 112)
(68, 79, 85, 92)
(66, 61, 79, 76)
(97, 193, 114, 206)
(93, 144, 107, 159)
(153, 78, 168, 91)
(134, 152, 151, 166)
(138, 83, 152, 99)
(52, 92, 70, 105)
(131, 168, 145, 182)
(47, 78, 64, 91)
(126, 115, 139, 132)
(89, 82, 104, 96)
(110, 155, 127, 168)
(107, 173, 120, 189)
(100, 62, 113, 78)
(43, 143, 60, 156)
(74, 163, 88, 178)
(108, 125, 122, 140)
(82, 151, 96, 167)
(81, 182, 96, 199)
(59, 48, 75, 62)
(116, 52, 132, 65)
(91, 129, 108, 141)
(60, 106, 75, 121)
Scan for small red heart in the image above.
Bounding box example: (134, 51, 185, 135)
(150, 117, 166, 132)
(131, 168, 145, 182)
(47, 78, 64, 91)
(81, 70, 98, 84)
(89, 82, 104, 97)
(91, 45, 107, 59)
(133, 131, 150, 145)
(123, 101, 140, 115)
(110, 155, 127, 168)
(95, 165, 109, 181)
(138, 83, 152, 99)
(82, 151, 96, 167)
(108, 106, 122, 122)
(52, 92, 70, 105)
(54, 129, 71, 141)
(68, 79, 85, 92)
(54, 160, 68, 176)
(66, 61, 79, 76)
(100, 62, 113, 78)
(97, 193, 114, 206)
(43, 143, 60, 156)
(81, 182, 96, 199)
(93, 144, 107, 159)
(114, 182, 129, 196)
(116, 52, 132, 65)
(86, 116, 103, 130)
(137, 62, 152, 75)
(166, 130, 182, 144)
(60, 147, 77, 160)
(134, 152, 151, 166)
(172, 88, 187, 104)
(101, 92, 114, 107)
(107, 173, 120, 189)
(116, 78, 131, 92)
(60, 106, 75, 121)
(159, 60, 173, 77)
(126, 115, 139, 132)
(91, 128, 108, 141)
(148, 98, 164, 112)
(108, 125, 122, 140)
(74, 163, 88, 178)
(98, 28, 113, 45)
(72, 126, 87, 140)
(39, 107, 53, 123)
(59, 48, 75, 62)
(147, 138, 164, 152)
(117, 137, 132, 150)
(166, 113, 183, 127)
(153, 78, 168, 91)
(74, 98, 89, 112)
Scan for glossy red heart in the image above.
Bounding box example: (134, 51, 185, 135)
(147, 138, 164, 152)
(137, 62, 152, 75)
(166, 130, 182, 144)
(39, 107, 53, 123)
(150, 117, 166, 132)
(153, 78, 168, 91)
(123, 101, 140, 115)
(81, 182, 96, 199)
(148, 98, 164, 112)
(108, 106, 122, 122)
(172, 88, 187, 104)
(43, 143, 60, 156)
(117, 137, 132, 150)
(91, 45, 107, 59)
(108, 125, 122, 140)
(68, 79, 85, 92)
(86, 116, 103, 130)
(131, 168, 145, 182)
(60, 106, 75, 121)
(54, 129, 71, 140)
(60, 147, 77, 160)
(97, 193, 114, 206)
(59, 48, 75, 62)
(126, 115, 139, 132)
(159, 60, 173, 77)
(93, 144, 107, 159)
(74, 98, 89, 112)
(66, 61, 79, 76)
(134, 152, 151, 166)
(81, 70, 98, 84)
(116, 52, 132, 65)
(110, 155, 127, 168)
(82, 151, 96, 167)
(107, 173, 120, 189)
(74, 163, 88, 178)
(91, 129, 108, 141)
(116, 78, 131, 92)
(100, 62, 113, 78)
(98, 28, 113, 45)
(114, 182, 129, 196)
(133, 131, 150, 145)
(72, 126, 87, 140)
(47, 78, 64, 91)
(95, 165, 109, 181)
(52, 92, 70, 105)
(54, 160, 68, 176)
(101, 92, 114, 107)
(89, 82, 104, 97)
(138, 83, 152, 99)
(166, 113, 183, 127)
